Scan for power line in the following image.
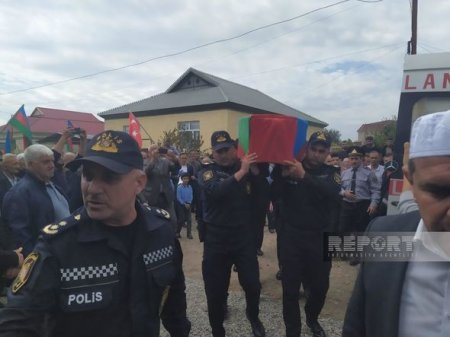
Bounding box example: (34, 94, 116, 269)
(0, 0, 354, 96)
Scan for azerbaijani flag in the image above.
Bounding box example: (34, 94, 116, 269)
(237, 114, 308, 163)
(8, 105, 32, 148)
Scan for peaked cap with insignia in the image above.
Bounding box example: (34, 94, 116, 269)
(69, 130, 143, 173)
(347, 146, 363, 157)
(211, 130, 235, 151)
(308, 130, 331, 148)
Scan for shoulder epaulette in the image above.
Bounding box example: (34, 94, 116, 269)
(41, 211, 84, 238)
(145, 206, 171, 220)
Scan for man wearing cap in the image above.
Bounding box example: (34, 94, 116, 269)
(342, 110, 450, 337)
(0, 131, 191, 337)
(271, 131, 341, 337)
(199, 130, 265, 337)
(338, 146, 381, 265)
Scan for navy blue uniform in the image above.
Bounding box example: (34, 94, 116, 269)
(0, 204, 190, 337)
(199, 161, 261, 337)
(272, 163, 341, 337)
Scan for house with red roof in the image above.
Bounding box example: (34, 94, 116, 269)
(1, 107, 104, 152)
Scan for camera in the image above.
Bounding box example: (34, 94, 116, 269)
(70, 127, 82, 135)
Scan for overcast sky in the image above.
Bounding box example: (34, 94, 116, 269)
(1, 0, 449, 139)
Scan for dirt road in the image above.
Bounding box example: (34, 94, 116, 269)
(179, 226, 358, 321)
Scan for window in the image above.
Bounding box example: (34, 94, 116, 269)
(178, 121, 200, 140)
(123, 125, 129, 133)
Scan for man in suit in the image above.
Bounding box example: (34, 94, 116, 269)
(343, 110, 450, 337)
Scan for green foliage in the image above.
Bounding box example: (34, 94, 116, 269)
(325, 128, 342, 144)
(158, 128, 204, 152)
(373, 119, 397, 148)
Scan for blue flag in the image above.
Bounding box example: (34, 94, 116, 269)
(5, 129, 12, 153)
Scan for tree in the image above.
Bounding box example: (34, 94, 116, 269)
(158, 128, 204, 152)
(373, 118, 397, 148)
(324, 128, 342, 144)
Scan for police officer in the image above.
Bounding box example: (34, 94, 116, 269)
(199, 131, 265, 337)
(339, 146, 381, 265)
(0, 131, 191, 337)
(272, 131, 341, 337)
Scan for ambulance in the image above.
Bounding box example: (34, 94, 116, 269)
(387, 52, 450, 214)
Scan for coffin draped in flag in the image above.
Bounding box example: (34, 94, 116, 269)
(237, 114, 308, 163)
(128, 112, 143, 148)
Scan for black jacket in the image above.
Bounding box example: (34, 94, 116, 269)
(0, 250, 18, 274)
(0, 204, 190, 337)
(272, 163, 341, 232)
(342, 211, 421, 337)
(199, 161, 254, 229)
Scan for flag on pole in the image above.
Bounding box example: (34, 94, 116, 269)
(5, 129, 12, 153)
(8, 105, 33, 148)
(237, 114, 308, 163)
(129, 112, 142, 148)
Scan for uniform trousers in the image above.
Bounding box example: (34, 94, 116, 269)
(280, 232, 331, 337)
(339, 199, 372, 233)
(202, 226, 261, 337)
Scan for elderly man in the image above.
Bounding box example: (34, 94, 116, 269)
(0, 154, 20, 206)
(342, 110, 450, 336)
(2, 144, 70, 256)
(0, 131, 190, 337)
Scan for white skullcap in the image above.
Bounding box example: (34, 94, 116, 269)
(409, 110, 450, 159)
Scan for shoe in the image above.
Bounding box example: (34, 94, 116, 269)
(249, 318, 265, 337)
(306, 320, 326, 337)
(269, 228, 276, 233)
(233, 265, 238, 272)
(256, 249, 264, 256)
(275, 270, 282, 281)
(187, 234, 193, 239)
(349, 260, 360, 266)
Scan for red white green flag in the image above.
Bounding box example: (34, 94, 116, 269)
(8, 105, 33, 148)
(129, 112, 143, 148)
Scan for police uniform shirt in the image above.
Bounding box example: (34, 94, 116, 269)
(273, 163, 341, 232)
(340, 165, 381, 207)
(199, 161, 253, 230)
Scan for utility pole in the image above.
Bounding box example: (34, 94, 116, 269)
(408, 0, 418, 54)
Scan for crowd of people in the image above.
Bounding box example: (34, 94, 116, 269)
(0, 109, 448, 337)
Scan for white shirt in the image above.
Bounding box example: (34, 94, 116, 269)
(398, 220, 450, 337)
(367, 164, 384, 183)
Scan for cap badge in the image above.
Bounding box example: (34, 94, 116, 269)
(316, 131, 327, 141)
(91, 132, 122, 153)
(350, 149, 359, 155)
(216, 135, 226, 143)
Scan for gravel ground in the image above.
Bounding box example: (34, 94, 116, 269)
(162, 278, 344, 337)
